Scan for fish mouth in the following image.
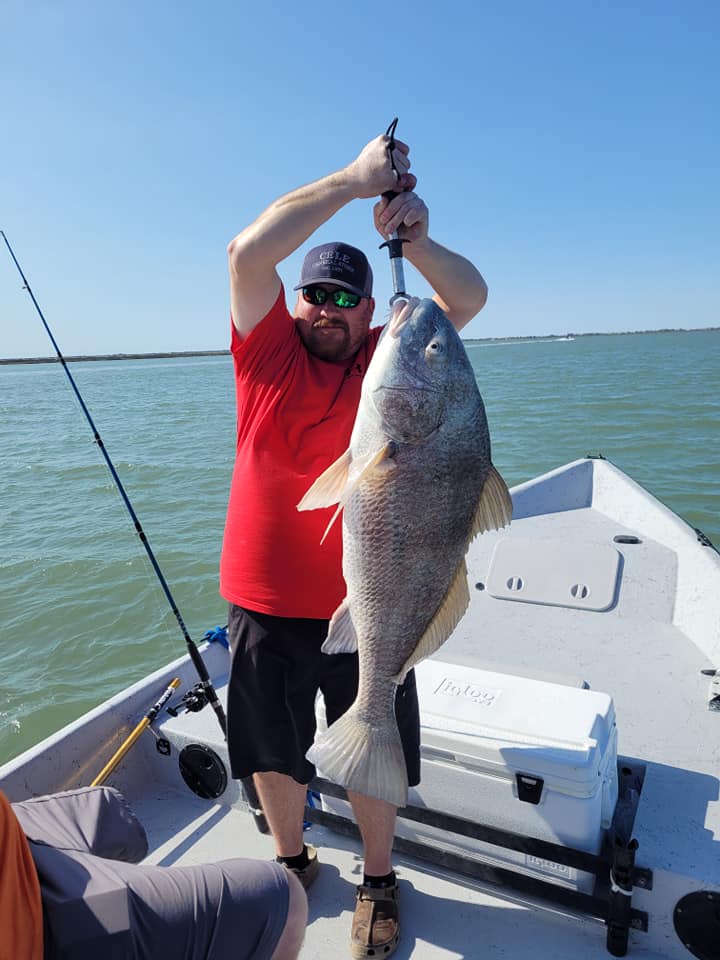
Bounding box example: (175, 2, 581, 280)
(388, 297, 421, 338)
(371, 384, 443, 442)
(378, 359, 437, 391)
(376, 383, 434, 396)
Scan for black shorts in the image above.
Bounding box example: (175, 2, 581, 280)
(226, 604, 421, 787)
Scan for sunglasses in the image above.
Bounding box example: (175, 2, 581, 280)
(302, 285, 363, 309)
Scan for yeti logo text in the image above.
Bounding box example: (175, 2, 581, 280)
(434, 677, 500, 708)
(526, 855, 573, 879)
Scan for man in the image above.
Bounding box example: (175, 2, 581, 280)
(221, 130, 487, 959)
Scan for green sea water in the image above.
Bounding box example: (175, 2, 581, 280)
(1, 329, 718, 765)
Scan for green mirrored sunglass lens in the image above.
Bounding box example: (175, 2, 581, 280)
(334, 291, 360, 308)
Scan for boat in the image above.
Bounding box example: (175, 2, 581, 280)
(2, 455, 719, 959)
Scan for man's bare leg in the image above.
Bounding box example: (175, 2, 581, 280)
(253, 771, 307, 857)
(347, 791, 400, 957)
(347, 791, 397, 875)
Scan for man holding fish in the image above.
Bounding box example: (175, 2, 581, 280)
(221, 128, 509, 958)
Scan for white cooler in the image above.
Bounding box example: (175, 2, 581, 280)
(317, 659, 618, 894)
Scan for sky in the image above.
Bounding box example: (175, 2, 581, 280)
(1, 0, 718, 357)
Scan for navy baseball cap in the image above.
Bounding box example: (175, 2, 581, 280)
(293, 242, 373, 298)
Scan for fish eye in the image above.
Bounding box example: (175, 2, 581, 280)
(425, 338, 445, 360)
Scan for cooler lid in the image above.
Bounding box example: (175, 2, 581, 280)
(416, 659, 616, 789)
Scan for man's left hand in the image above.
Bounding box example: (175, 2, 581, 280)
(373, 190, 428, 245)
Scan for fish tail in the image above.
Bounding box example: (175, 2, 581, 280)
(307, 705, 408, 808)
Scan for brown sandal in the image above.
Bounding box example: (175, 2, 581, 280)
(350, 882, 400, 959)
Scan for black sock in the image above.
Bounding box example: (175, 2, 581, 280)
(363, 870, 396, 888)
(276, 846, 310, 870)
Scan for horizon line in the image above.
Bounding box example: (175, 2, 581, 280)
(2, 325, 718, 365)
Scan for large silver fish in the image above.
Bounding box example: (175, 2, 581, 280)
(298, 297, 512, 807)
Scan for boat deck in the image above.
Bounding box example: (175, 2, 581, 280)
(130, 785, 634, 960)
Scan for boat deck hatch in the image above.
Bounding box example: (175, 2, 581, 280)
(486, 537, 621, 611)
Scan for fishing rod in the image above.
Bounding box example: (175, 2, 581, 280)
(1, 230, 267, 832)
(91, 678, 182, 787)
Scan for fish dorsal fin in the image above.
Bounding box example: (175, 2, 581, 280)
(394, 559, 471, 684)
(471, 464, 513, 539)
(321, 598, 358, 654)
(298, 442, 394, 544)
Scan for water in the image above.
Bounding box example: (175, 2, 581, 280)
(1, 331, 718, 764)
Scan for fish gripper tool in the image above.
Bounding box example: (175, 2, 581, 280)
(379, 116, 411, 304)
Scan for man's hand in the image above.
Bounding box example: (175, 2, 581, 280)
(345, 134, 416, 199)
(373, 191, 428, 245)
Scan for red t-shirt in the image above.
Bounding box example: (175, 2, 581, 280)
(220, 287, 383, 619)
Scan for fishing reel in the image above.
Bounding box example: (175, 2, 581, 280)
(166, 682, 209, 716)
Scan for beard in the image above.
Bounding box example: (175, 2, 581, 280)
(298, 320, 358, 362)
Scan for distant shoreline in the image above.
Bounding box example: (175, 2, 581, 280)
(1, 327, 717, 365)
(0, 349, 230, 366)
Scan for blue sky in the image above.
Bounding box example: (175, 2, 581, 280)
(2, 1, 718, 356)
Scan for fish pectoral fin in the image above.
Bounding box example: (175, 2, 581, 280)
(470, 464, 513, 539)
(299, 442, 395, 545)
(322, 599, 358, 654)
(394, 560, 471, 684)
(297, 449, 353, 511)
(344, 441, 396, 491)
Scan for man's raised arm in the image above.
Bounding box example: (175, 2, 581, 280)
(228, 135, 414, 339)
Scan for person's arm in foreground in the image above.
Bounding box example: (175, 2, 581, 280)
(228, 135, 415, 338)
(373, 191, 488, 332)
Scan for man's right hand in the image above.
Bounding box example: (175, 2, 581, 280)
(344, 134, 416, 200)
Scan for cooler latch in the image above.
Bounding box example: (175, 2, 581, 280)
(516, 773, 544, 804)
